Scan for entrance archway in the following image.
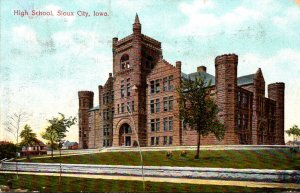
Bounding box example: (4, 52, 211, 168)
(119, 123, 132, 146)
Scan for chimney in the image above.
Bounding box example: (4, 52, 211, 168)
(197, 66, 207, 72)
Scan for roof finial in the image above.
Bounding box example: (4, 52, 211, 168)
(134, 13, 140, 24)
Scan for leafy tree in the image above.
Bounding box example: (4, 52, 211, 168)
(178, 75, 225, 159)
(45, 113, 76, 156)
(0, 141, 18, 160)
(41, 129, 58, 158)
(286, 125, 300, 146)
(20, 124, 37, 159)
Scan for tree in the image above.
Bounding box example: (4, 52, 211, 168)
(286, 125, 300, 146)
(46, 113, 76, 149)
(41, 129, 58, 158)
(178, 75, 225, 159)
(20, 124, 37, 159)
(4, 111, 28, 147)
(46, 113, 76, 189)
(0, 141, 18, 160)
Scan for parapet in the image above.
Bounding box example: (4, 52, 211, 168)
(215, 54, 238, 66)
(78, 91, 94, 98)
(268, 82, 285, 88)
(176, 61, 181, 69)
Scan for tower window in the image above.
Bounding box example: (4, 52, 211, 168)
(120, 54, 130, 69)
(121, 80, 124, 98)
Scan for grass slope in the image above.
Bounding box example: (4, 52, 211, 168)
(23, 149, 300, 170)
(0, 174, 289, 193)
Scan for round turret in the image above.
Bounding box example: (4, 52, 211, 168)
(215, 54, 238, 66)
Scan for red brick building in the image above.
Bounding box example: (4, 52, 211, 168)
(78, 15, 285, 149)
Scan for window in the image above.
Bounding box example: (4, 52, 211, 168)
(169, 117, 173, 131)
(243, 114, 248, 129)
(182, 120, 187, 130)
(163, 136, 167, 145)
(155, 80, 160, 93)
(117, 104, 120, 114)
(111, 91, 114, 101)
(155, 99, 160, 112)
(169, 75, 174, 91)
(163, 97, 168, 111)
(112, 108, 114, 116)
(127, 102, 130, 112)
(125, 125, 131, 134)
(132, 101, 134, 112)
(163, 77, 168, 91)
(150, 100, 155, 114)
(146, 56, 154, 69)
(169, 96, 173, 111)
(150, 81, 155, 94)
(106, 92, 109, 103)
(169, 136, 173, 145)
(156, 118, 160, 131)
(127, 79, 130, 96)
(121, 80, 125, 98)
(156, 137, 159, 145)
(163, 118, 168, 131)
(238, 114, 241, 128)
(150, 119, 155, 132)
(121, 54, 130, 69)
(121, 103, 124, 113)
(151, 137, 155, 146)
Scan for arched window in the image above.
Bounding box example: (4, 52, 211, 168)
(120, 54, 130, 69)
(145, 56, 154, 69)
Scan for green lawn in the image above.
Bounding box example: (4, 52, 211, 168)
(0, 174, 289, 193)
(23, 149, 300, 170)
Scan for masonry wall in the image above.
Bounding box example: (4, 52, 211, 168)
(78, 91, 94, 149)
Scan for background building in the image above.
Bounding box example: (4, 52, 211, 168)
(78, 15, 285, 149)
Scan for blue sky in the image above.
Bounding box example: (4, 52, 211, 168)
(1, 0, 300, 142)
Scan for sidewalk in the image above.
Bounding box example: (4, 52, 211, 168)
(1, 171, 299, 190)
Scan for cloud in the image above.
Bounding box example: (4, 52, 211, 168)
(176, 0, 281, 37)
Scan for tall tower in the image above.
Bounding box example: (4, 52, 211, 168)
(112, 14, 162, 147)
(268, 82, 285, 144)
(215, 54, 239, 144)
(252, 68, 265, 145)
(78, 91, 94, 149)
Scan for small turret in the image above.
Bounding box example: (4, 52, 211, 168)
(133, 13, 141, 34)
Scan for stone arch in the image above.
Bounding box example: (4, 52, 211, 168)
(115, 119, 134, 146)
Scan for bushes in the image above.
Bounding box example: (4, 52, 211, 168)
(166, 151, 173, 159)
(0, 141, 18, 160)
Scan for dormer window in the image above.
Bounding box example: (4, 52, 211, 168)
(120, 54, 130, 69)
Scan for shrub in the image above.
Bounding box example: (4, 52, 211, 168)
(180, 150, 188, 157)
(166, 151, 173, 159)
(0, 141, 18, 160)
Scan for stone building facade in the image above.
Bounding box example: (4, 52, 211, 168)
(78, 15, 285, 149)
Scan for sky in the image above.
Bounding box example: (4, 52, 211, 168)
(1, 0, 300, 143)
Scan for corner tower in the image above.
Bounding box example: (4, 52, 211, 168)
(268, 82, 285, 144)
(78, 91, 94, 149)
(215, 54, 239, 144)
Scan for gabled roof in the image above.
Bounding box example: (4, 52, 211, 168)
(182, 71, 255, 87)
(181, 71, 215, 86)
(237, 74, 255, 86)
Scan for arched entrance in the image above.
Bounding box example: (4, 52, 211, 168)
(119, 123, 132, 146)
